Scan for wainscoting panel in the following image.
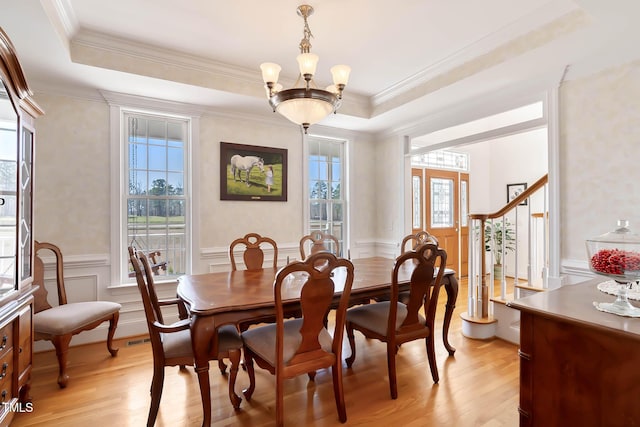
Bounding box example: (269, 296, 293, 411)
(34, 239, 396, 352)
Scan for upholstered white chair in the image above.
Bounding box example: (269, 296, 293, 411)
(33, 241, 121, 388)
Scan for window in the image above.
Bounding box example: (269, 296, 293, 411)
(412, 175, 422, 229)
(412, 149, 469, 171)
(121, 111, 189, 282)
(307, 136, 347, 256)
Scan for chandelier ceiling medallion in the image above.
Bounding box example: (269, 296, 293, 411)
(260, 4, 351, 133)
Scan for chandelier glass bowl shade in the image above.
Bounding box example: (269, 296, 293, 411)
(260, 5, 351, 133)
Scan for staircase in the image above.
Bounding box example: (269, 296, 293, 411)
(461, 174, 549, 343)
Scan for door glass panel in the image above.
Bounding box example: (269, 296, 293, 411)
(430, 178, 454, 228)
(412, 175, 421, 229)
(0, 81, 17, 295)
(20, 127, 33, 281)
(460, 180, 468, 227)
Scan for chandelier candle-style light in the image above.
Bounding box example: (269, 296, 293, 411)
(260, 4, 351, 133)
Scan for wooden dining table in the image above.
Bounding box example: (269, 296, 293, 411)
(177, 256, 458, 426)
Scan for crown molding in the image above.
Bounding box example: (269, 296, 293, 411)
(371, 1, 584, 110)
(100, 90, 208, 117)
(40, 0, 78, 53)
(74, 29, 257, 84)
(67, 29, 371, 120)
(31, 79, 106, 103)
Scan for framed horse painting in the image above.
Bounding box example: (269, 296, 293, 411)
(220, 142, 288, 201)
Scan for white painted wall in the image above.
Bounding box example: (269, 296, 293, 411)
(424, 128, 548, 280)
(484, 129, 547, 279)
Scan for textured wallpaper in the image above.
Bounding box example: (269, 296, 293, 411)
(33, 94, 111, 254)
(560, 59, 640, 261)
(32, 93, 377, 261)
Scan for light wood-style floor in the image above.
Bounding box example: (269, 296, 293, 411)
(12, 278, 520, 427)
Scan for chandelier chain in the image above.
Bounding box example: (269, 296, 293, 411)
(299, 12, 313, 53)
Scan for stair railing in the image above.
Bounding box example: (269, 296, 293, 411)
(468, 174, 548, 319)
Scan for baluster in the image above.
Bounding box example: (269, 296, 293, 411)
(542, 183, 549, 288)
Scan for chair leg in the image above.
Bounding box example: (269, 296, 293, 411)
(51, 334, 73, 388)
(107, 312, 120, 357)
(345, 322, 357, 367)
(218, 359, 227, 374)
(227, 349, 242, 410)
(242, 351, 256, 401)
(307, 371, 316, 381)
(426, 334, 439, 384)
(387, 341, 398, 399)
(148, 363, 165, 427)
(331, 363, 347, 423)
(276, 372, 285, 427)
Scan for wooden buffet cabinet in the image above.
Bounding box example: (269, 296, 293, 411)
(0, 27, 43, 426)
(508, 279, 640, 427)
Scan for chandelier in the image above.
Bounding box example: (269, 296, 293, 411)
(260, 5, 351, 133)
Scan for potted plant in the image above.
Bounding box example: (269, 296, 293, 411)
(484, 218, 516, 277)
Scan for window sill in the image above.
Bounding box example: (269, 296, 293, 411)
(108, 277, 178, 290)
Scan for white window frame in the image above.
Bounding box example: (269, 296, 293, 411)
(107, 93, 201, 286)
(303, 134, 349, 257)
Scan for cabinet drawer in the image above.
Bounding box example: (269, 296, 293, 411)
(17, 307, 31, 375)
(0, 348, 13, 404)
(0, 323, 12, 358)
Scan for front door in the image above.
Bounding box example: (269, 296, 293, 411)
(424, 169, 469, 277)
(426, 169, 459, 274)
(410, 168, 469, 276)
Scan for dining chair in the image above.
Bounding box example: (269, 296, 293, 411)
(401, 230, 439, 252)
(127, 247, 188, 322)
(299, 230, 340, 260)
(229, 232, 278, 271)
(345, 243, 447, 399)
(127, 249, 168, 278)
(229, 233, 281, 335)
(390, 230, 440, 304)
(33, 241, 121, 388)
(372, 231, 439, 305)
(129, 247, 243, 426)
(241, 252, 355, 427)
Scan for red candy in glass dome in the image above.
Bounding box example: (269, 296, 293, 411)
(591, 248, 640, 275)
(586, 220, 640, 317)
(586, 220, 640, 280)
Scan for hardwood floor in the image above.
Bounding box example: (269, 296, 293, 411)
(12, 278, 520, 426)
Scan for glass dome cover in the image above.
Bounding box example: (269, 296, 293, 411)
(586, 220, 640, 316)
(586, 220, 640, 281)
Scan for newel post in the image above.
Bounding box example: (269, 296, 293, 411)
(478, 216, 489, 318)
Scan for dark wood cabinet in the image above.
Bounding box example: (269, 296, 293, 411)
(509, 279, 640, 427)
(0, 27, 42, 426)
